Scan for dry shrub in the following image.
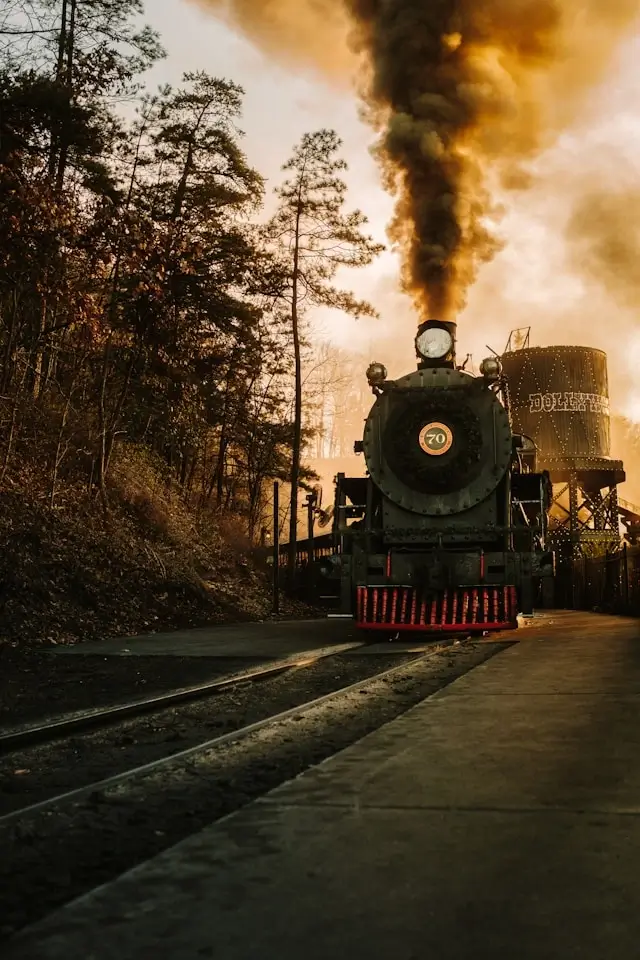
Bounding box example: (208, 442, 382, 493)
(0, 433, 318, 649)
(109, 444, 176, 541)
(213, 512, 253, 562)
(108, 443, 205, 552)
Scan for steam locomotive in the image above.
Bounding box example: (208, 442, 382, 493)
(324, 319, 554, 634)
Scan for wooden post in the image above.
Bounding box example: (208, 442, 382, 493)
(307, 494, 315, 565)
(273, 481, 280, 615)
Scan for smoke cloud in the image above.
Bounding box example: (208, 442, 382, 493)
(193, 0, 639, 320)
(190, 1, 353, 79)
(567, 188, 640, 311)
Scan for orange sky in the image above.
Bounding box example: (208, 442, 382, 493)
(146, 2, 640, 419)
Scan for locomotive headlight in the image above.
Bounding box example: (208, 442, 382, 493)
(415, 326, 453, 360)
(480, 357, 503, 381)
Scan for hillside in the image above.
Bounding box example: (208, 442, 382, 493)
(0, 446, 307, 651)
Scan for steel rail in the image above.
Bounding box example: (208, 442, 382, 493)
(0, 642, 362, 755)
(0, 652, 430, 829)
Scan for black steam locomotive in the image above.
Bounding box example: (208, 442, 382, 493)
(326, 319, 554, 634)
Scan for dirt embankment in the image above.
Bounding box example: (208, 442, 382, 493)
(0, 449, 311, 654)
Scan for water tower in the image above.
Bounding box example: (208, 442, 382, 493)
(501, 330, 624, 605)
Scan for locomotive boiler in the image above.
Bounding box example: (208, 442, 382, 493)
(328, 319, 554, 634)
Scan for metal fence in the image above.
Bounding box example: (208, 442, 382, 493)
(573, 546, 640, 615)
(277, 532, 335, 569)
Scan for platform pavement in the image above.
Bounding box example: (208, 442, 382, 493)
(52, 613, 508, 658)
(8, 611, 640, 959)
(53, 617, 359, 658)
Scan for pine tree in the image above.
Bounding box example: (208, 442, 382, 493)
(266, 129, 384, 575)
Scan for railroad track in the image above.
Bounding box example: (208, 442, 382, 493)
(0, 642, 362, 755)
(0, 651, 430, 829)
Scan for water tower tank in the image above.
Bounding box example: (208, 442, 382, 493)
(500, 345, 610, 461)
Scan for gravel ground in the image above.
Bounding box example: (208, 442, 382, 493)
(0, 640, 511, 940)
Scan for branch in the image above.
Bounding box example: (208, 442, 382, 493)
(0, 27, 55, 35)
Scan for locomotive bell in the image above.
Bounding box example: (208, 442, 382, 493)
(480, 356, 503, 381)
(366, 362, 387, 387)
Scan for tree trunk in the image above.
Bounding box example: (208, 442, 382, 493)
(186, 452, 198, 496)
(1, 357, 28, 484)
(287, 200, 303, 580)
(96, 335, 112, 514)
(55, 0, 77, 191)
(102, 342, 140, 476)
(213, 408, 230, 505)
(1, 288, 20, 391)
(31, 297, 47, 400)
(215, 437, 228, 506)
(50, 388, 73, 508)
(49, 0, 68, 180)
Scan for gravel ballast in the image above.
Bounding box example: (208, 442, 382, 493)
(0, 651, 422, 815)
(0, 640, 511, 940)
(1, 653, 273, 727)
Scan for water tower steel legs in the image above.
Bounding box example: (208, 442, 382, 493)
(548, 466, 622, 608)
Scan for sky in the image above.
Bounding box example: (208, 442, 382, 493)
(141, 1, 400, 355)
(141, 1, 640, 418)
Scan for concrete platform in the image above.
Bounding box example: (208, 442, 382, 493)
(54, 618, 360, 658)
(9, 611, 640, 959)
(53, 614, 509, 659)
